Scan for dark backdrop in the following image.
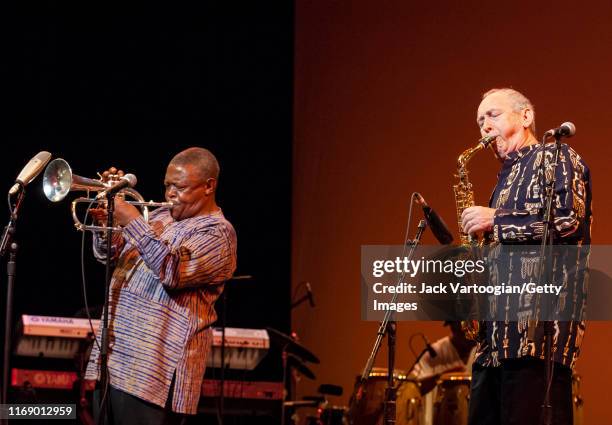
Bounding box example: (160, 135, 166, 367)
(2, 4, 293, 382)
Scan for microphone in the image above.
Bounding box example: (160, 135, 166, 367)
(95, 174, 137, 199)
(8, 151, 52, 195)
(415, 193, 454, 245)
(422, 334, 438, 358)
(305, 282, 316, 307)
(543, 122, 576, 139)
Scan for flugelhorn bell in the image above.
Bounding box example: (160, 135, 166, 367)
(42, 158, 172, 232)
(43, 158, 107, 202)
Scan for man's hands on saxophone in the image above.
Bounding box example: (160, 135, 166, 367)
(461, 206, 495, 236)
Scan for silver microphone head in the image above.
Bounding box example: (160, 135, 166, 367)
(544, 121, 576, 139)
(560, 122, 576, 137)
(123, 174, 137, 188)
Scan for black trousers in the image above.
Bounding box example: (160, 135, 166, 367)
(93, 386, 188, 425)
(468, 358, 573, 425)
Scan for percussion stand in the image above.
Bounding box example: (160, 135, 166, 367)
(530, 133, 563, 425)
(351, 219, 426, 425)
(0, 187, 25, 422)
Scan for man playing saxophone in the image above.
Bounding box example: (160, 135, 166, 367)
(460, 88, 592, 425)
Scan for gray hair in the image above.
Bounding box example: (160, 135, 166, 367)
(482, 88, 536, 135)
(170, 147, 220, 181)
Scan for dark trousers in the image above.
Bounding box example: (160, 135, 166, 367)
(94, 386, 188, 425)
(468, 358, 573, 425)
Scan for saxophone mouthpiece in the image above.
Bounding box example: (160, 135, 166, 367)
(479, 135, 497, 146)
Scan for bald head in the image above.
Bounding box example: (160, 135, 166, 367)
(482, 88, 536, 135)
(170, 147, 220, 183)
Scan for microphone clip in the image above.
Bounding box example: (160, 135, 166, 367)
(406, 219, 427, 246)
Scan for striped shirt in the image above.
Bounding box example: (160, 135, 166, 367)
(475, 143, 592, 369)
(85, 207, 237, 414)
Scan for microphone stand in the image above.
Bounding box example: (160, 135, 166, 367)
(290, 292, 311, 309)
(349, 219, 426, 425)
(405, 348, 430, 377)
(1, 187, 25, 421)
(531, 134, 563, 425)
(404, 333, 436, 377)
(98, 192, 116, 425)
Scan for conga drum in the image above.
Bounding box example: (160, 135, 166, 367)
(349, 367, 422, 425)
(433, 372, 471, 425)
(396, 378, 423, 425)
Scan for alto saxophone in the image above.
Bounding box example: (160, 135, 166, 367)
(454, 135, 496, 340)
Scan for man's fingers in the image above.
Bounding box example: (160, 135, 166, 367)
(100, 168, 126, 182)
(463, 217, 481, 235)
(461, 207, 477, 222)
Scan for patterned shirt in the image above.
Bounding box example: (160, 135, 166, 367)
(474, 143, 592, 368)
(85, 207, 237, 414)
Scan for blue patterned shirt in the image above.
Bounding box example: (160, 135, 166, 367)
(85, 207, 237, 414)
(475, 143, 592, 368)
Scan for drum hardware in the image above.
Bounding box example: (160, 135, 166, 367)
(266, 327, 320, 364)
(287, 354, 316, 380)
(289, 385, 346, 425)
(267, 327, 320, 425)
(318, 406, 349, 425)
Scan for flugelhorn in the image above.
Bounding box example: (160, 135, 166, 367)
(42, 158, 172, 232)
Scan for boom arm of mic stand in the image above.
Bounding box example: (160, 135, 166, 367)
(348, 219, 427, 425)
(290, 293, 309, 309)
(405, 348, 429, 377)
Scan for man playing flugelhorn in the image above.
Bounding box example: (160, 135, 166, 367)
(85, 147, 237, 425)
